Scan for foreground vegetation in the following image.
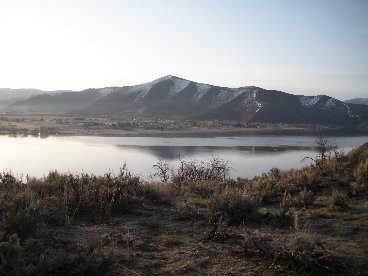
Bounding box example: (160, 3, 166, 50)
(0, 140, 367, 275)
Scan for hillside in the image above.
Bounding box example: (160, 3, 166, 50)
(0, 141, 367, 275)
(345, 98, 368, 106)
(0, 88, 72, 109)
(7, 76, 368, 125)
(11, 90, 101, 113)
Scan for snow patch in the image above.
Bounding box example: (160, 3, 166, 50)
(299, 96, 321, 107)
(234, 88, 261, 112)
(215, 89, 232, 103)
(342, 102, 360, 119)
(255, 102, 262, 112)
(226, 87, 249, 103)
(320, 97, 360, 119)
(240, 93, 254, 110)
(192, 83, 212, 103)
(98, 87, 119, 97)
(323, 98, 337, 109)
(168, 78, 190, 97)
(131, 76, 172, 100)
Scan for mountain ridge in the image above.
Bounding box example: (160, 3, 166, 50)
(0, 88, 72, 108)
(345, 98, 368, 106)
(4, 76, 368, 125)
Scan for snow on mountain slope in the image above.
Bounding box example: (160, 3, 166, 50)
(239, 92, 257, 112)
(323, 98, 337, 109)
(98, 87, 123, 97)
(168, 77, 190, 97)
(237, 88, 262, 112)
(214, 89, 233, 105)
(299, 95, 321, 107)
(298, 94, 360, 120)
(339, 101, 360, 119)
(108, 75, 172, 100)
(192, 83, 212, 103)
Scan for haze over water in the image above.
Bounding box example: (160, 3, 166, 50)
(1, 135, 367, 180)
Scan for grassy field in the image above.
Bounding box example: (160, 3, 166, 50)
(0, 140, 367, 275)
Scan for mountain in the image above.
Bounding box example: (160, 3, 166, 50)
(10, 89, 101, 113)
(0, 88, 72, 109)
(8, 76, 368, 125)
(345, 98, 368, 106)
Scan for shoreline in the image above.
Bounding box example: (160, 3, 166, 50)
(1, 113, 367, 138)
(1, 126, 368, 138)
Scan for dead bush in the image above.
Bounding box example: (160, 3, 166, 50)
(290, 188, 316, 208)
(208, 190, 260, 226)
(354, 159, 368, 187)
(175, 156, 230, 183)
(330, 189, 348, 210)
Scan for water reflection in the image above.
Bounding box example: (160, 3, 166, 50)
(6, 132, 50, 138)
(116, 145, 318, 160)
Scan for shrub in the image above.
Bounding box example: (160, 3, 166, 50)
(330, 189, 348, 209)
(0, 192, 43, 239)
(278, 232, 329, 274)
(0, 234, 22, 274)
(290, 188, 315, 208)
(174, 203, 204, 221)
(348, 143, 368, 168)
(208, 190, 259, 226)
(354, 159, 368, 186)
(152, 160, 172, 182)
(139, 182, 173, 205)
(175, 156, 230, 183)
(26, 167, 143, 223)
(0, 172, 22, 189)
(186, 181, 215, 199)
(203, 216, 229, 242)
(271, 209, 294, 228)
(242, 231, 331, 275)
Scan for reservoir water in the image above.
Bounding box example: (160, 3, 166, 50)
(0, 135, 367, 180)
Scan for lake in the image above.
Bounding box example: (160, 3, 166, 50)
(0, 135, 367, 180)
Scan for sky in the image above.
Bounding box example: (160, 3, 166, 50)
(0, 0, 367, 100)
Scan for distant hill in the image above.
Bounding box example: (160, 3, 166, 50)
(0, 88, 72, 109)
(10, 89, 101, 113)
(345, 98, 368, 105)
(7, 76, 368, 125)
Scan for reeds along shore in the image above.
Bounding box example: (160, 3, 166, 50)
(0, 141, 367, 275)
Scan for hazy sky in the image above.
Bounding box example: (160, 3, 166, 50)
(0, 0, 367, 99)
